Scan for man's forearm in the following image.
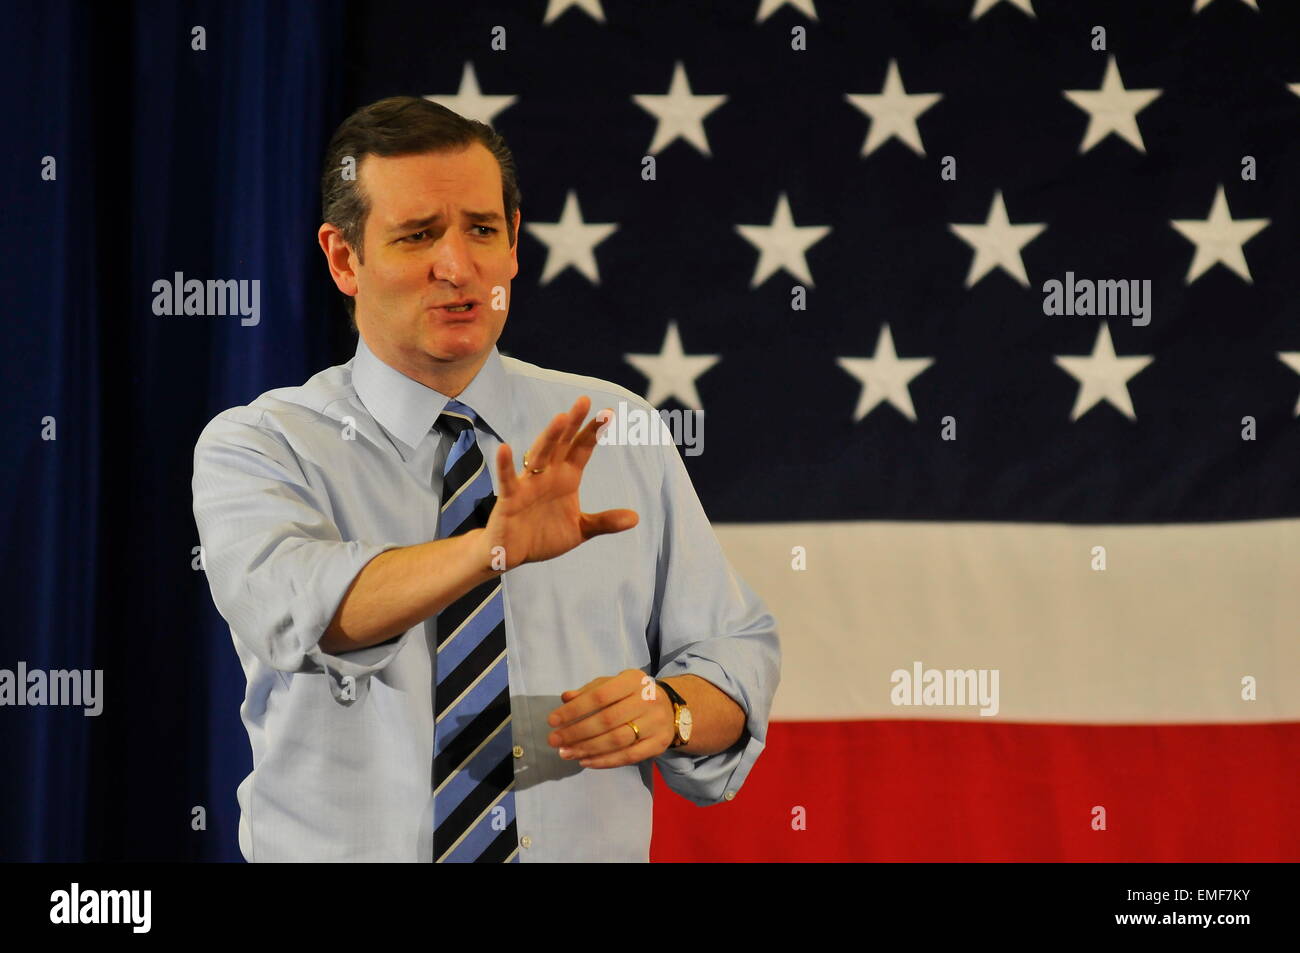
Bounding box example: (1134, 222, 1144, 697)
(661, 674, 746, 756)
(319, 529, 496, 654)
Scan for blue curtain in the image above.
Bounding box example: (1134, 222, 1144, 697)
(1, 0, 348, 861)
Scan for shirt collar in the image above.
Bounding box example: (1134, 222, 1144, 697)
(351, 333, 512, 461)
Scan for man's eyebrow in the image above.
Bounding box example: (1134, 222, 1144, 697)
(389, 210, 505, 233)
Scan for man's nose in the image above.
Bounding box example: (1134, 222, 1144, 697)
(430, 228, 472, 285)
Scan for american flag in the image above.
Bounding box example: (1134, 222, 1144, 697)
(346, 0, 1300, 861)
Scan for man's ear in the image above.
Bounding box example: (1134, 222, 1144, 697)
(318, 222, 359, 298)
(509, 207, 521, 280)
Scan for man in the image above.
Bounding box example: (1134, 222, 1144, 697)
(191, 96, 780, 862)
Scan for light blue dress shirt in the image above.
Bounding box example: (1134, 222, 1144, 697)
(191, 333, 781, 861)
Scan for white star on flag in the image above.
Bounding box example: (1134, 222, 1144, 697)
(632, 62, 728, 156)
(1170, 184, 1269, 284)
(423, 63, 516, 126)
(1054, 322, 1153, 422)
(845, 59, 942, 157)
(948, 190, 1046, 288)
(755, 0, 818, 23)
(543, 0, 605, 24)
(971, 0, 1035, 19)
(1278, 353, 1300, 416)
(836, 324, 933, 422)
(524, 191, 618, 285)
(625, 322, 720, 410)
(735, 193, 831, 288)
(1063, 56, 1162, 154)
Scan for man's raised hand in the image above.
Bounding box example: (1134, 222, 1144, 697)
(482, 395, 638, 570)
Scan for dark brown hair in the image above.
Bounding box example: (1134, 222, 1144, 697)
(320, 96, 522, 326)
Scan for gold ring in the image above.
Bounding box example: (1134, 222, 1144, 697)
(522, 451, 545, 475)
(627, 720, 640, 743)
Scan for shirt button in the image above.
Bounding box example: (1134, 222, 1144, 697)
(724, 790, 735, 801)
(520, 835, 532, 849)
(512, 745, 524, 758)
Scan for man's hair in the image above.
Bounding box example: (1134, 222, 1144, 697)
(320, 96, 522, 328)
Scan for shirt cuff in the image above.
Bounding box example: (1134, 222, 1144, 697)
(653, 655, 767, 806)
(293, 541, 406, 706)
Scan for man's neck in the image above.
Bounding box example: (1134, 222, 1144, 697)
(359, 329, 489, 398)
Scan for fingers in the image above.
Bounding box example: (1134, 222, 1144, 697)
(579, 508, 639, 540)
(522, 416, 561, 473)
(562, 676, 605, 702)
(521, 397, 616, 474)
(548, 677, 618, 731)
(557, 395, 590, 450)
(576, 735, 664, 769)
(524, 396, 594, 472)
(565, 406, 613, 472)
(550, 687, 672, 766)
(554, 693, 645, 746)
(495, 443, 518, 500)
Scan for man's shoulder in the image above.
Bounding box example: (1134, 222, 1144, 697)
(195, 360, 356, 449)
(500, 353, 688, 488)
(500, 352, 654, 413)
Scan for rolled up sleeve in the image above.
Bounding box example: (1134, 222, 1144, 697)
(648, 435, 781, 806)
(192, 408, 403, 702)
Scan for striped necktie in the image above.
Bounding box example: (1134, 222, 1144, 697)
(431, 398, 520, 863)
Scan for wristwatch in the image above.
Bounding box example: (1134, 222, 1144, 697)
(656, 679, 693, 748)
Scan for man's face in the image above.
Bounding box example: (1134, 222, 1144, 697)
(346, 143, 519, 372)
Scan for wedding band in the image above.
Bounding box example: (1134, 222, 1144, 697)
(521, 451, 545, 475)
(627, 720, 640, 743)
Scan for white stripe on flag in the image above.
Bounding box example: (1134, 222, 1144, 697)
(715, 520, 1300, 724)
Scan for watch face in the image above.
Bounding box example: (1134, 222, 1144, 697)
(679, 707, 693, 740)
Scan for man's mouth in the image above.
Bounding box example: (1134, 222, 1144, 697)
(433, 299, 479, 316)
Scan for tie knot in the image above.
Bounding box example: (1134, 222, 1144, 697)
(436, 399, 480, 438)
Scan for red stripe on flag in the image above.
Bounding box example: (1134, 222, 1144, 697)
(651, 720, 1300, 862)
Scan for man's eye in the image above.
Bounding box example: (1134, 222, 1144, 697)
(400, 227, 494, 243)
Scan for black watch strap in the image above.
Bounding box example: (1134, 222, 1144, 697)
(656, 679, 686, 708)
(657, 679, 688, 748)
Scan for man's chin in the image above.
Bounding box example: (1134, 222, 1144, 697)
(423, 325, 494, 362)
